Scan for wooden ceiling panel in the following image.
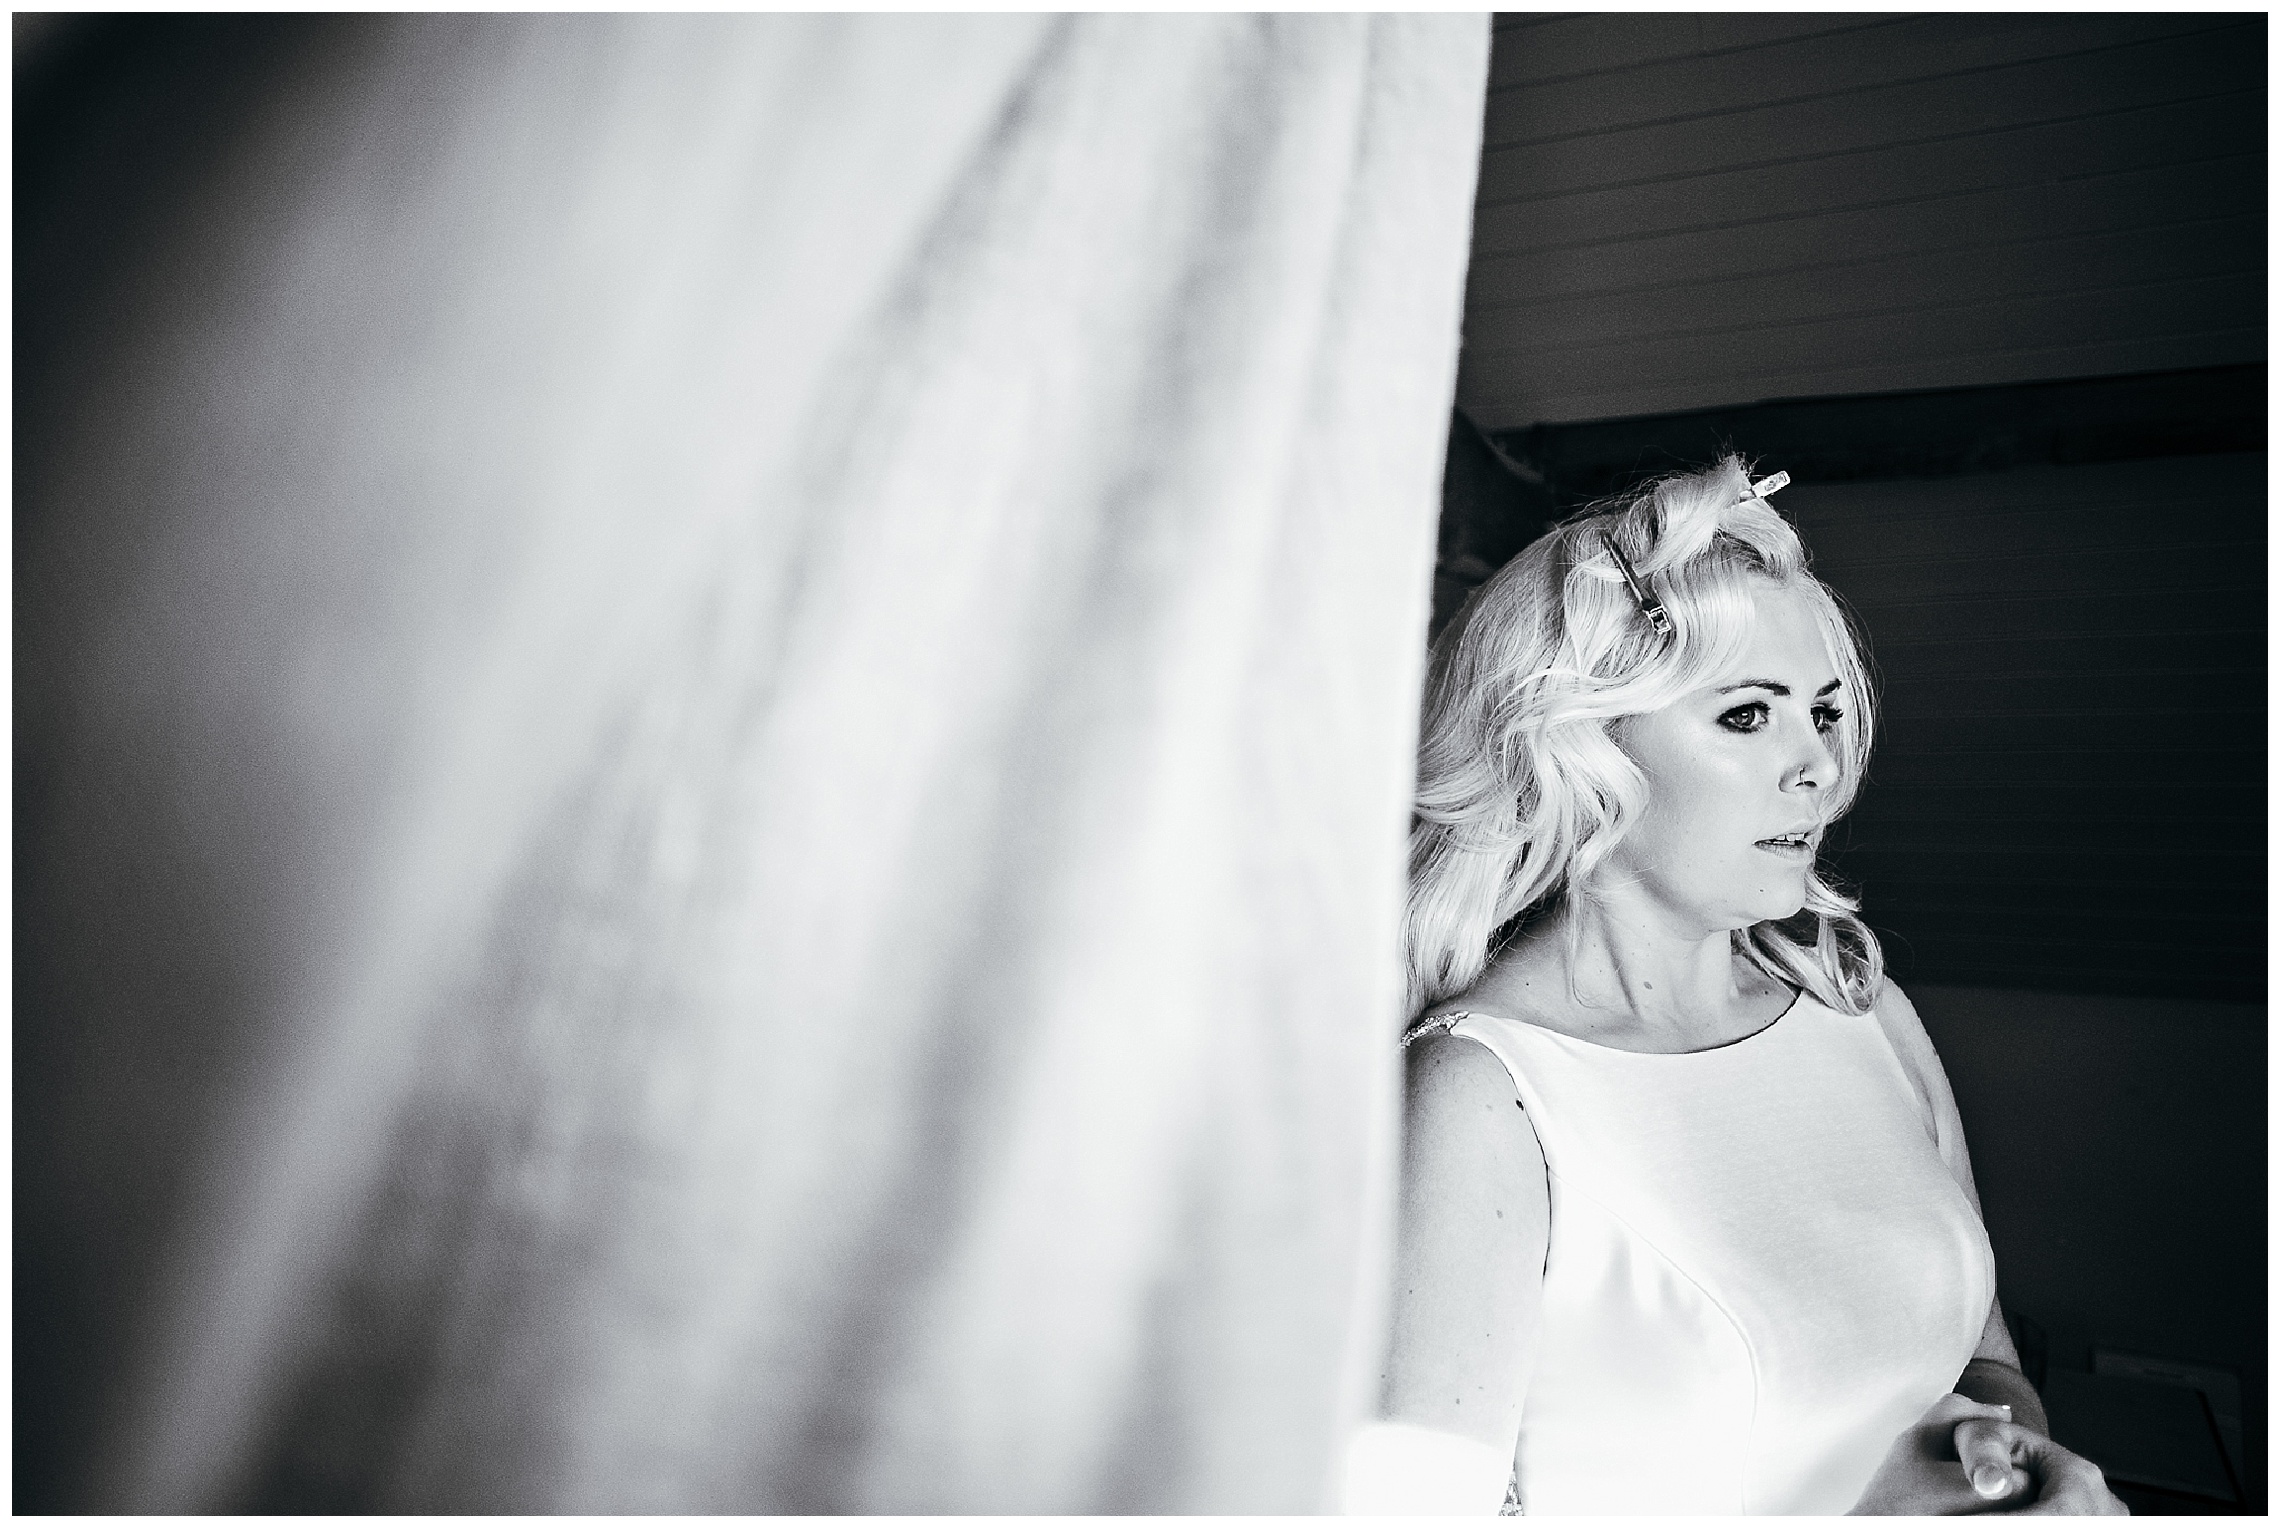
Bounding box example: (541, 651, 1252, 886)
(1463, 218, 2261, 357)
(1487, 13, 1890, 91)
(1476, 23, 2259, 207)
(1472, 157, 2264, 309)
(1463, 15, 2268, 428)
(1471, 92, 2263, 261)
(1483, 13, 2224, 153)
(1460, 277, 2264, 425)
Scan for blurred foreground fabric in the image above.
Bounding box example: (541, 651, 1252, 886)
(16, 14, 1487, 1511)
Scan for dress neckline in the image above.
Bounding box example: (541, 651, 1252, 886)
(1419, 985, 1808, 1058)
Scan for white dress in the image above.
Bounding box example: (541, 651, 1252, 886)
(1440, 992, 1996, 1515)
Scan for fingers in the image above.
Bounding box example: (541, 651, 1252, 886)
(1851, 1395, 2026, 1514)
(1920, 1392, 2015, 1429)
(2019, 1462, 2128, 1515)
(1953, 1415, 2031, 1503)
(2006, 1432, 2130, 1516)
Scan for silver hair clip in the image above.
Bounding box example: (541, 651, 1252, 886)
(1599, 530, 1673, 638)
(1741, 470, 1790, 503)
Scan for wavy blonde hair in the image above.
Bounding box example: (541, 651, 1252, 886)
(1405, 455, 1883, 1019)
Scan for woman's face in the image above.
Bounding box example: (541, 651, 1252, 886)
(1596, 581, 1847, 933)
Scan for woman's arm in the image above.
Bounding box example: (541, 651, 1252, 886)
(1867, 981, 1984, 1213)
(1867, 983, 2051, 1433)
(1864, 983, 2123, 1514)
(1958, 1299, 2049, 1437)
(1350, 1031, 1546, 1513)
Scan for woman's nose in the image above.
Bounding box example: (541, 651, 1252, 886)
(1784, 719, 1839, 793)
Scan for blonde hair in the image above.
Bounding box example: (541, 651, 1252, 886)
(1405, 455, 1883, 1018)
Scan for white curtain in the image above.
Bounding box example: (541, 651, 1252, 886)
(19, 15, 1487, 1512)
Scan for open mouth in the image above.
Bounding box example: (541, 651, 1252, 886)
(1755, 833, 1815, 856)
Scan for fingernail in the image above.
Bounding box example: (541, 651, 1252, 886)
(1972, 1463, 2012, 1498)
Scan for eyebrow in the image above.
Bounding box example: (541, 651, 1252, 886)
(1717, 678, 1844, 697)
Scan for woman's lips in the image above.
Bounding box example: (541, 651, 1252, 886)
(1754, 835, 1815, 858)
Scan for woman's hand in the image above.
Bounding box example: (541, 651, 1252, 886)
(1954, 1417, 2130, 1516)
(1851, 1393, 2127, 1514)
(1852, 1394, 2023, 1514)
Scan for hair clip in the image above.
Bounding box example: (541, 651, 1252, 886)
(1599, 530, 1673, 638)
(1742, 470, 1790, 502)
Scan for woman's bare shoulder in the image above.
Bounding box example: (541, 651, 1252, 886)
(1402, 1029, 1543, 1185)
(1870, 975, 1925, 1024)
(1867, 979, 1943, 1075)
(1404, 1025, 1517, 1112)
(1406, 1021, 1511, 1079)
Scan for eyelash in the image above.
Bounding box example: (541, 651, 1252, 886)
(1718, 702, 1845, 735)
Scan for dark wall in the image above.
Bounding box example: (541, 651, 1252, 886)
(1793, 451, 2264, 1003)
(1430, 408, 1556, 641)
(1915, 984, 2266, 1509)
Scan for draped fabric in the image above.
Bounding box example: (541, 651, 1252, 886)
(16, 15, 1487, 1512)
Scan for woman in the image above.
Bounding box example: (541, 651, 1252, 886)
(1345, 460, 2124, 1514)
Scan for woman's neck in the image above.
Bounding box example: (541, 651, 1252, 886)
(1473, 892, 1782, 1047)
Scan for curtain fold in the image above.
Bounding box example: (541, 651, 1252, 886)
(16, 14, 1488, 1512)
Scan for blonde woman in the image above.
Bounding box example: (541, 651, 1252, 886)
(1345, 460, 2124, 1515)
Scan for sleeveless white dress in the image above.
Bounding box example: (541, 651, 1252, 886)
(1442, 993, 1996, 1515)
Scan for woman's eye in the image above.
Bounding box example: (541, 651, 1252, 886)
(1812, 705, 1844, 734)
(1718, 702, 1770, 733)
